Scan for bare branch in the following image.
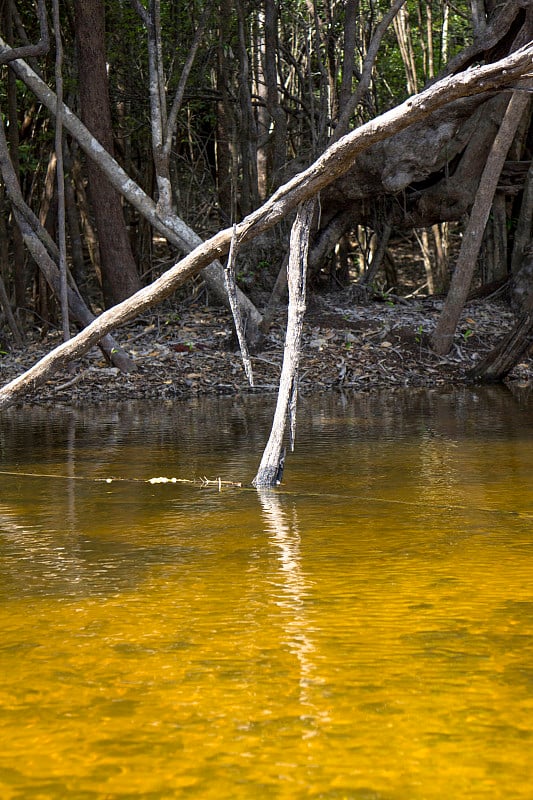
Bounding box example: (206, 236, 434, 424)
(333, 0, 407, 141)
(0, 0, 49, 64)
(0, 44, 532, 409)
(164, 1, 214, 158)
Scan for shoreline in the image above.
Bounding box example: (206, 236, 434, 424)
(1, 296, 532, 407)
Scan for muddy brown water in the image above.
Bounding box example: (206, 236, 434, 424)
(1, 387, 533, 798)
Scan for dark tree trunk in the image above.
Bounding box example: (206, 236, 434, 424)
(215, 0, 235, 224)
(469, 310, 533, 383)
(470, 240, 533, 382)
(263, 0, 286, 187)
(73, 0, 140, 306)
(4, 0, 26, 310)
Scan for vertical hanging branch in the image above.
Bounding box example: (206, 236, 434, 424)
(252, 198, 316, 488)
(224, 225, 254, 386)
(52, 0, 69, 341)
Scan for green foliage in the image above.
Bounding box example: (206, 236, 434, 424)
(0, 0, 515, 335)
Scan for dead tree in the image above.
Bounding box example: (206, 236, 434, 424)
(252, 199, 316, 488)
(0, 44, 531, 416)
(0, 31, 263, 347)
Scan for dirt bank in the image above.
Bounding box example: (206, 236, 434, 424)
(1, 294, 532, 406)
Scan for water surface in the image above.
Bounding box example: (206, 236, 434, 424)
(1, 388, 532, 798)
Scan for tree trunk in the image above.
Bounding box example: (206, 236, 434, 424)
(235, 0, 259, 217)
(4, 0, 26, 310)
(510, 157, 533, 310)
(431, 90, 530, 355)
(53, 0, 69, 341)
(252, 199, 316, 488)
(15, 208, 135, 373)
(262, 0, 287, 188)
(0, 272, 23, 346)
(73, 0, 141, 306)
(0, 44, 532, 410)
(469, 242, 533, 382)
(480, 192, 508, 285)
(0, 114, 134, 373)
(63, 146, 87, 288)
(215, 0, 235, 223)
(1, 31, 264, 347)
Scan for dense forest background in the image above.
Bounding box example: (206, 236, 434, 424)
(0, 0, 531, 375)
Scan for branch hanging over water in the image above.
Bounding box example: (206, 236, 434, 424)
(0, 44, 532, 409)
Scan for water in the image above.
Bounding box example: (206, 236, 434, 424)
(1, 388, 533, 798)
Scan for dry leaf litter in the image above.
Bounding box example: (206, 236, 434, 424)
(1, 294, 532, 406)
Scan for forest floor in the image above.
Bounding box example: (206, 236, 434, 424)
(1, 290, 532, 406)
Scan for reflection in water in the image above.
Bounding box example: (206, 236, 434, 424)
(258, 490, 327, 732)
(1, 387, 533, 798)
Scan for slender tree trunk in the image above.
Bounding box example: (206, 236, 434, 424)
(431, 91, 530, 355)
(469, 241, 533, 382)
(254, 10, 269, 201)
(393, 4, 418, 94)
(432, 222, 449, 293)
(71, 155, 102, 284)
(339, 0, 358, 113)
(215, 0, 235, 223)
(37, 151, 57, 328)
(0, 272, 23, 346)
(252, 199, 316, 488)
(263, 0, 287, 188)
(510, 157, 533, 309)
(481, 192, 508, 284)
(333, 0, 407, 142)
(53, 0, 69, 341)
(0, 179, 23, 344)
(235, 0, 259, 216)
(4, 0, 26, 310)
(63, 146, 86, 287)
(1, 45, 532, 411)
(73, 0, 141, 306)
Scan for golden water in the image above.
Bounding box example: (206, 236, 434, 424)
(1, 388, 533, 798)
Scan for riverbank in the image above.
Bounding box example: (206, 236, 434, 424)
(1, 294, 532, 405)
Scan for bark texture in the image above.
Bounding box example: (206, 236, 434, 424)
(431, 90, 530, 355)
(0, 44, 532, 410)
(252, 198, 316, 488)
(74, 0, 141, 306)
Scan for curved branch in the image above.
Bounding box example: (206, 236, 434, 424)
(0, 44, 532, 409)
(332, 0, 407, 142)
(0, 0, 48, 64)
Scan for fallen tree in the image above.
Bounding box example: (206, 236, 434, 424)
(0, 32, 264, 347)
(0, 114, 135, 373)
(0, 42, 531, 427)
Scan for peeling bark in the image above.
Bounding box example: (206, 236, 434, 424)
(252, 199, 316, 488)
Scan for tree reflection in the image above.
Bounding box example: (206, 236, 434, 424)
(257, 489, 329, 733)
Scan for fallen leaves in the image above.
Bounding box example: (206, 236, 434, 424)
(0, 295, 531, 405)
